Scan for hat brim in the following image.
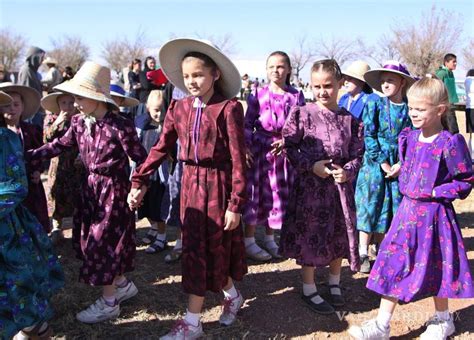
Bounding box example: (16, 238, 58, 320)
(0, 84, 41, 120)
(0, 91, 13, 106)
(41, 92, 74, 114)
(342, 71, 366, 84)
(159, 38, 241, 100)
(110, 92, 140, 107)
(54, 81, 119, 111)
(364, 69, 415, 93)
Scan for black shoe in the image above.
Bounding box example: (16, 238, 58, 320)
(328, 285, 345, 307)
(301, 293, 335, 315)
(360, 255, 371, 274)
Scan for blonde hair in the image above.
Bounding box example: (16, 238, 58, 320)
(407, 76, 449, 107)
(146, 90, 164, 109)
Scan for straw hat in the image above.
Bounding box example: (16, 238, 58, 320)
(54, 61, 119, 110)
(110, 82, 139, 107)
(41, 92, 74, 114)
(0, 91, 13, 106)
(159, 38, 241, 100)
(0, 82, 41, 120)
(43, 57, 58, 65)
(364, 60, 415, 93)
(342, 60, 371, 83)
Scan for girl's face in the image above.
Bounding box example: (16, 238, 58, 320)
(147, 58, 156, 70)
(147, 97, 163, 123)
(58, 94, 75, 114)
(74, 96, 98, 115)
(380, 72, 405, 98)
(266, 55, 290, 86)
(311, 70, 342, 109)
(182, 57, 219, 99)
(2, 92, 23, 123)
(133, 62, 141, 72)
(408, 96, 445, 130)
(344, 76, 364, 96)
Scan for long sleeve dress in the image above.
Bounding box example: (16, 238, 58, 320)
(243, 85, 305, 229)
(279, 103, 364, 271)
(28, 112, 147, 286)
(0, 128, 63, 339)
(43, 113, 84, 221)
(355, 97, 412, 234)
(367, 129, 474, 301)
(131, 93, 247, 296)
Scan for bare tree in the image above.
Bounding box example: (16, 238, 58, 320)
(391, 5, 462, 77)
(289, 35, 316, 81)
(314, 35, 363, 67)
(48, 35, 90, 71)
(194, 33, 236, 55)
(462, 39, 474, 69)
(0, 28, 28, 71)
(102, 29, 151, 74)
(367, 34, 400, 66)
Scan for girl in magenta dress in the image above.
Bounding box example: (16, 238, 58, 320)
(129, 38, 247, 339)
(243, 51, 305, 261)
(280, 59, 364, 315)
(27, 62, 148, 324)
(349, 77, 474, 340)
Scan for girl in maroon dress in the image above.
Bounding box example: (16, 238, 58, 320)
(129, 38, 247, 339)
(27, 62, 148, 324)
(0, 82, 50, 233)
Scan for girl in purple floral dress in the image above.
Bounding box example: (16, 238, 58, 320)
(27, 62, 147, 324)
(349, 77, 474, 340)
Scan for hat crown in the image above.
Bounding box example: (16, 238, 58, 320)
(344, 60, 371, 80)
(382, 60, 411, 76)
(73, 61, 111, 97)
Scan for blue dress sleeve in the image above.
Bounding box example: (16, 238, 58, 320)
(361, 97, 388, 164)
(433, 134, 473, 201)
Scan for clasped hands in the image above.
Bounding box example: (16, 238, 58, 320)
(312, 159, 348, 183)
(381, 162, 401, 179)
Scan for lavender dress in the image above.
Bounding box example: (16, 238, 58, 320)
(243, 85, 305, 229)
(367, 129, 474, 301)
(279, 104, 364, 270)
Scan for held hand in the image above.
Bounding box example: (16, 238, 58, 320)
(127, 186, 147, 210)
(331, 163, 348, 183)
(30, 171, 41, 184)
(312, 159, 333, 178)
(380, 162, 392, 174)
(246, 150, 254, 168)
(270, 139, 284, 156)
(385, 163, 401, 179)
(224, 210, 241, 231)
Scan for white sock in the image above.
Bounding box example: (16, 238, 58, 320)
(174, 238, 182, 250)
(244, 237, 263, 254)
(184, 310, 200, 327)
(264, 234, 274, 242)
(328, 273, 341, 295)
(435, 309, 450, 321)
(223, 284, 239, 299)
(102, 295, 117, 306)
(244, 237, 256, 247)
(359, 243, 368, 257)
(376, 310, 392, 330)
(156, 233, 166, 242)
(303, 283, 324, 304)
(115, 276, 127, 287)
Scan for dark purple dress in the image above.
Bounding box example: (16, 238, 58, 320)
(29, 112, 147, 286)
(279, 103, 364, 270)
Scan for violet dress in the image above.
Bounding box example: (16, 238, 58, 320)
(28, 112, 147, 286)
(243, 85, 305, 229)
(367, 129, 474, 301)
(279, 103, 364, 270)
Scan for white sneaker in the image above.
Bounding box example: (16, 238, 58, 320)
(219, 290, 244, 326)
(115, 280, 138, 304)
(348, 319, 390, 340)
(76, 297, 120, 324)
(160, 319, 204, 340)
(420, 315, 455, 340)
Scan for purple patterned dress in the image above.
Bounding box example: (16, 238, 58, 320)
(28, 112, 147, 286)
(279, 104, 364, 270)
(243, 85, 305, 229)
(367, 129, 474, 301)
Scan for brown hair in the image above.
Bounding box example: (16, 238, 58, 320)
(267, 51, 292, 85)
(182, 52, 218, 76)
(311, 59, 342, 81)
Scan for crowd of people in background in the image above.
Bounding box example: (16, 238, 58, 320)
(0, 40, 473, 340)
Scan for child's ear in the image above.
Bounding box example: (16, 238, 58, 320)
(214, 69, 221, 81)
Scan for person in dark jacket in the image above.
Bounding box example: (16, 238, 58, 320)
(138, 56, 160, 103)
(17, 46, 45, 94)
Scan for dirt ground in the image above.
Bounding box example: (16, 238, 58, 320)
(47, 111, 474, 339)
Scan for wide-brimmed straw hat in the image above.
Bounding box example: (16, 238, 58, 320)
(342, 60, 371, 83)
(41, 91, 74, 114)
(159, 38, 241, 100)
(110, 82, 139, 107)
(364, 60, 415, 92)
(54, 61, 119, 110)
(0, 91, 13, 106)
(43, 57, 58, 65)
(0, 82, 41, 120)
